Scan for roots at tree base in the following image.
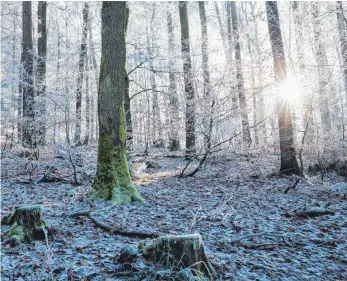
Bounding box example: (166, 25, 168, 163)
(91, 132, 144, 205)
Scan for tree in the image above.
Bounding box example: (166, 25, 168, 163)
(311, 2, 331, 132)
(167, 6, 180, 151)
(231, 1, 251, 145)
(92, 2, 143, 204)
(147, 4, 162, 144)
(21, 1, 35, 148)
(179, 1, 196, 156)
(124, 7, 132, 148)
(337, 1, 347, 107)
(266, 1, 300, 175)
(74, 2, 89, 145)
(36, 1, 47, 146)
(198, 1, 212, 149)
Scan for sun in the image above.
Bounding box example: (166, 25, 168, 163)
(279, 75, 302, 102)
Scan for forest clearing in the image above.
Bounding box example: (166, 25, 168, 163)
(1, 1, 347, 280)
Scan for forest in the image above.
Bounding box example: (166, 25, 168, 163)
(1, 1, 347, 280)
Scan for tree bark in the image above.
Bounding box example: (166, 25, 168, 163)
(266, 1, 300, 175)
(226, 2, 238, 110)
(337, 1, 347, 109)
(167, 8, 180, 151)
(199, 1, 212, 150)
(231, 1, 251, 145)
(250, 2, 267, 144)
(311, 2, 331, 132)
(214, 2, 228, 59)
(36, 1, 47, 146)
(92, 2, 143, 204)
(179, 1, 196, 157)
(74, 2, 89, 145)
(124, 7, 133, 149)
(83, 54, 90, 145)
(21, 2, 35, 148)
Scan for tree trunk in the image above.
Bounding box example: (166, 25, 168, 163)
(199, 1, 212, 150)
(231, 1, 251, 145)
(147, 4, 162, 144)
(74, 2, 89, 145)
(311, 2, 331, 133)
(83, 54, 90, 145)
(214, 2, 228, 59)
(21, 2, 35, 148)
(226, 2, 238, 110)
(243, 3, 259, 145)
(167, 8, 180, 151)
(179, 1, 196, 157)
(337, 1, 347, 109)
(92, 2, 143, 205)
(250, 2, 267, 144)
(266, 1, 300, 175)
(36, 1, 47, 146)
(124, 7, 133, 150)
(88, 16, 98, 142)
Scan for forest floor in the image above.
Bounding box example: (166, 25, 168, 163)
(1, 145, 347, 281)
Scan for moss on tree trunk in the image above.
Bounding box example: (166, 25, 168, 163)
(3, 205, 48, 246)
(91, 2, 143, 205)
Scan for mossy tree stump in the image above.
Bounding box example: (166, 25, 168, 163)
(2, 205, 48, 246)
(139, 234, 217, 279)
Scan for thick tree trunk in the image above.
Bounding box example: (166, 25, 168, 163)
(266, 1, 300, 175)
(74, 3, 89, 145)
(311, 2, 331, 133)
(179, 1, 196, 157)
(36, 1, 47, 146)
(21, 2, 35, 148)
(199, 1, 212, 150)
(92, 2, 143, 204)
(231, 1, 251, 145)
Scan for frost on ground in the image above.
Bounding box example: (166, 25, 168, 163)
(1, 147, 347, 280)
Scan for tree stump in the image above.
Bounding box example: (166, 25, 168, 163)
(2, 205, 48, 246)
(139, 234, 217, 279)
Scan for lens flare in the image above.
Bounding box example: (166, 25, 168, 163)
(278, 75, 301, 102)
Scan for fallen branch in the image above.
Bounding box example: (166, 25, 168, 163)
(284, 207, 335, 218)
(70, 210, 158, 239)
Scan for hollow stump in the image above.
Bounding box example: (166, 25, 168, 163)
(139, 233, 217, 279)
(2, 205, 48, 246)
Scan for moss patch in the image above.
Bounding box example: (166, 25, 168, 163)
(92, 132, 144, 205)
(4, 205, 49, 246)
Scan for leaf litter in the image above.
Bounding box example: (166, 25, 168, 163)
(1, 147, 347, 280)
